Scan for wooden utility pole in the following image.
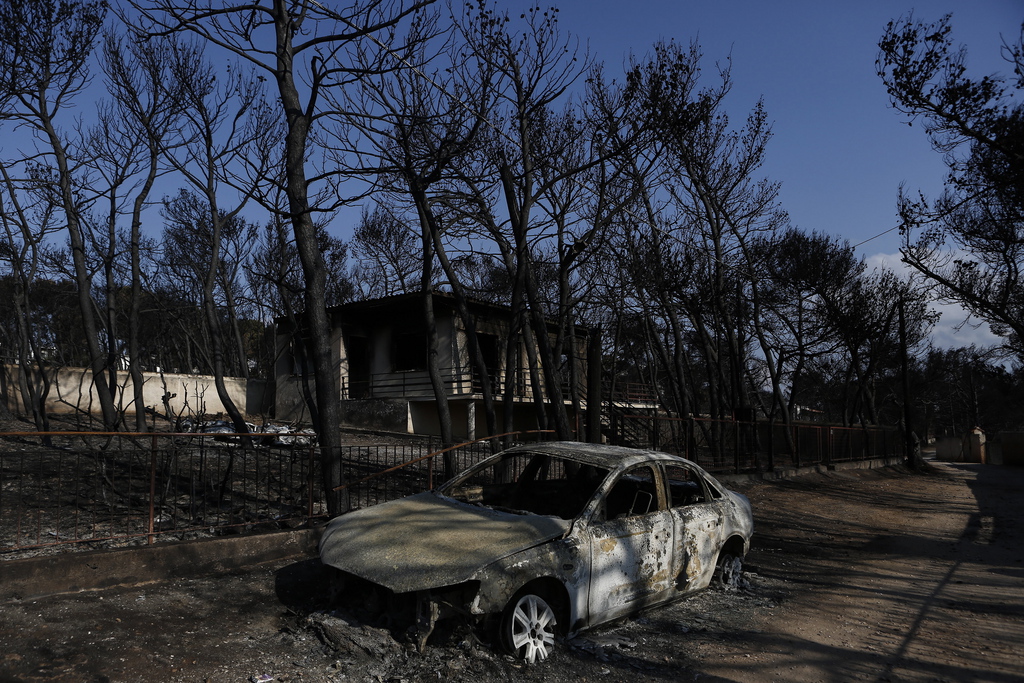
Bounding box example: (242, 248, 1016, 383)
(898, 297, 922, 469)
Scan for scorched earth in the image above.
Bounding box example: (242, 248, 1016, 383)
(0, 458, 1021, 682)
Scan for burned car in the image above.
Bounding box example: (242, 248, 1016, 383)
(319, 442, 753, 663)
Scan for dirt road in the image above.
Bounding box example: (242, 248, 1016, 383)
(1, 460, 1021, 682)
(712, 461, 1023, 682)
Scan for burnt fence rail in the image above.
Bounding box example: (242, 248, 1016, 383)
(0, 431, 321, 556)
(607, 414, 904, 474)
(0, 430, 549, 558)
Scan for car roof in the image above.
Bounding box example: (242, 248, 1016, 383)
(502, 441, 694, 471)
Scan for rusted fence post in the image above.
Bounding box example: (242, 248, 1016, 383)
(148, 434, 158, 545)
(734, 419, 740, 473)
(307, 441, 316, 519)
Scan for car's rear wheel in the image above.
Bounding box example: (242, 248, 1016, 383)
(715, 552, 744, 590)
(500, 590, 558, 663)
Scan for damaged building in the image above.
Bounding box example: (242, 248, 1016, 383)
(274, 292, 596, 439)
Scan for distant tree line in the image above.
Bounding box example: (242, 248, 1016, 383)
(0, 2, 1020, 511)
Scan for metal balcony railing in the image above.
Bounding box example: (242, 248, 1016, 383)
(342, 365, 577, 402)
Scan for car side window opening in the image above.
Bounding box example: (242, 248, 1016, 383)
(664, 465, 711, 507)
(701, 473, 725, 500)
(602, 466, 663, 520)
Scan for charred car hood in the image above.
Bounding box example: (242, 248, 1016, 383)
(319, 492, 569, 594)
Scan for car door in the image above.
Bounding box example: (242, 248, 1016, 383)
(665, 463, 724, 591)
(585, 465, 675, 624)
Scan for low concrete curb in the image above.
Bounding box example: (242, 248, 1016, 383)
(0, 527, 322, 601)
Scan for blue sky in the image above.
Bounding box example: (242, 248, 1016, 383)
(11, 1, 1019, 348)
(520, 0, 1021, 347)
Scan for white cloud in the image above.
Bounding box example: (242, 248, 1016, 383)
(929, 303, 999, 349)
(863, 252, 902, 273)
(863, 252, 1002, 350)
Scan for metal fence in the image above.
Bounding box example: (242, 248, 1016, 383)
(606, 414, 904, 474)
(1, 419, 902, 558)
(0, 431, 318, 556)
(0, 430, 551, 558)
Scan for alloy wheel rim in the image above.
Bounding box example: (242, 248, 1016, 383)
(510, 594, 556, 663)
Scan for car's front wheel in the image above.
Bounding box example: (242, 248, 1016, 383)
(500, 590, 558, 663)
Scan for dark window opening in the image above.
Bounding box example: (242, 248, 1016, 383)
(393, 332, 427, 372)
(347, 336, 370, 399)
(291, 335, 312, 377)
(474, 333, 501, 392)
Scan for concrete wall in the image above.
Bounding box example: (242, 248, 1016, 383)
(0, 529, 319, 600)
(1, 364, 269, 419)
(935, 430, 988, 464)
(935, 436, 964, 462)
(966, 428, 986, 463)
(274, 320, 344, 423)
(274, 374, 313, 423)
(997, 432, 1024, 466)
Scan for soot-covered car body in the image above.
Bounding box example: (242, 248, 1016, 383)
(319, 442, 753, 662)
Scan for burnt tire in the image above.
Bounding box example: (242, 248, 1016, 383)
(500, 590, 558, 664)
(715, 552, 744, 590)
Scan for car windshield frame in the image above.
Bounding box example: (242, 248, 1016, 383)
(437, 450, 612, 521)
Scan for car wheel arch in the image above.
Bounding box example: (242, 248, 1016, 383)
(512, 577, 570, 629)
(719, 534, 748, 558)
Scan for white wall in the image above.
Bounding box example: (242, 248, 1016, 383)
(1, 365, 268, 419)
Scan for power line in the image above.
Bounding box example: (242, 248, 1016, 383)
(852, 224, 900, 250)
